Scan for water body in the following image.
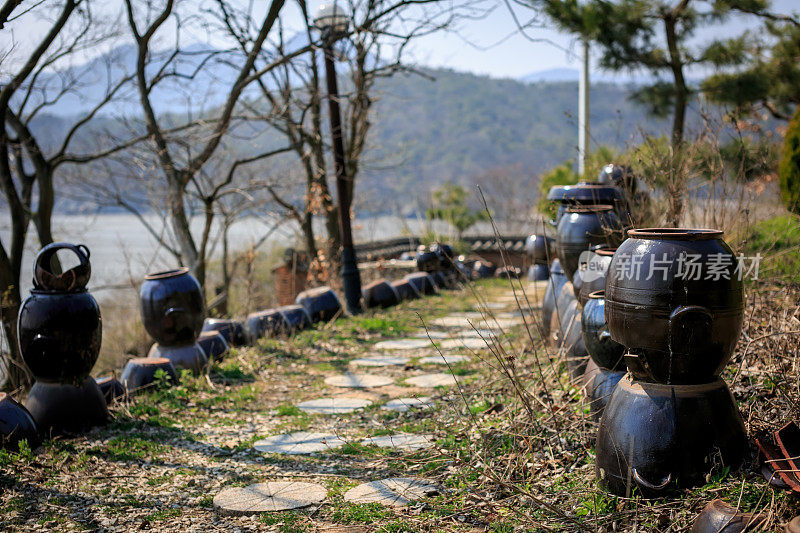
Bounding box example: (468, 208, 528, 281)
(1, 213, 459, 297)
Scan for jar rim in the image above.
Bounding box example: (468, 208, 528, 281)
(144, 267, 190, 280)
(588, 290, 605, 299)
(627, 228, 723, 240)
(565, 204, 614, 213)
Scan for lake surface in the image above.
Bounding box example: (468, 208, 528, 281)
(1, 213, 459, 298)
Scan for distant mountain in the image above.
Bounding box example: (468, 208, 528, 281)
(20, 54, 682, 214)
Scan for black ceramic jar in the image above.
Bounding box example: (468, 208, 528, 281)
(525, 234, 555, 265)
(605, 228, 744, 384)
(140, 268, 207, 374)
(581, 291, 625, 371)
(578, 247, 615, 306)
(556, 205, 622, 282)
(296, 286, 342, 323)
(540, 259, 567, 338)
(548, 183, 626, 226)
(0, 393, 39, 450)
(595, 376, 747, 497)
(19, 243, 108, 434)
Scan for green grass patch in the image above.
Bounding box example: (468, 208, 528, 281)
(332, 502, 393, 524)
(743, 214, 800, 284)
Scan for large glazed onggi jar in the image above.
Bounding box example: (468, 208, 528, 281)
(604, 228, 744, 384)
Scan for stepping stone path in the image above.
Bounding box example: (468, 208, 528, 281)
(374, 338, 432, 350)
(214, 481, 327, 514)
(430, 316, 476, 328)
(349, 355, 409, 367)
(454, 328, 499, 338)
(344, 478, 439, 507)
(418, 354, 469, 365)
(478, 318, 522, 329)
(406, 373, 458, 388)
(438, 337, 489, 350)
(254, 431, 346, 455)
(324, 373, 393, 388)
(361, 434, 434, 451)
(297, 397, 372, 414)
(381, 397, 434, 412)
(411, 330, 449, 339)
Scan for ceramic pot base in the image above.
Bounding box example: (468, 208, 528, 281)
(24, 377, 109, 436)
(596, 376, 747, 498)
(148, 343, 208, 374)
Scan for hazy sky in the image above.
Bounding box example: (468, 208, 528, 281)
(1, 0, 797, 80)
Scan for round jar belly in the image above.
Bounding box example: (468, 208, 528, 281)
(605, 228, 744, 384)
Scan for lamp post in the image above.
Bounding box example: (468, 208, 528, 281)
(313, 2, 362, 315)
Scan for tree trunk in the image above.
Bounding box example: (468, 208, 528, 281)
(167, 175, 201, 285)
(664, 14, 688, 148)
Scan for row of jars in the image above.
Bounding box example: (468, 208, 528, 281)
(541, 179, 748, 497)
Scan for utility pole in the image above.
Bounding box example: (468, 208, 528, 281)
(578, 37, 590, 178)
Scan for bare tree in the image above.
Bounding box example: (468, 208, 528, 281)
(120, 0, 295, 290)
(211, 0, 464, 272)
(0, 0, 142, 392)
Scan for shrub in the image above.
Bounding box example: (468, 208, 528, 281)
(779, 106, 800, 215)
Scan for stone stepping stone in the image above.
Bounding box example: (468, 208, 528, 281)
(405, 373, 458, 388)
(430, 316, 474, 328)
(214, 481, 327, 514)
(478, 318, 522, 329)
(454, 328, 499, 339)
(374, 338, 432, 350)
(438, 338, 488, 350)
(381, 397, 433, 412)
(324, 373, 393, 388)
(349, 355, 409, 367)
(297, 397, 372, 414)
(361, 434, 434, 451)
(254, 431, 346, 455)
(411, 330, 449, 339)
(343, 478, 438, 508)
(418, 354, 469, 365)
(478, 302, 508, 310)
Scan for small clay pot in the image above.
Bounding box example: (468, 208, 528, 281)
(95, 376, 126, 405)
(140, 268, 205, 347)
(197, 330, 229, 361)
(527, 263, 549, 281)
(472, 261, 495, 279)
(120, 357, 179, 393)
(33, 242, 92, 292)
(148, 343, 208, 374)
(525, 234, 555, 265)
(495, 266, 523, 279)
(246, 309, 289, 341)
(416, 250, 440, 272)
(0, 392, 39, 450)
(278, 304, 312, 333)
(202, 318, 248, 347)
(596, 376, 747, 497)
(391, 279, 420, 300)
(25, 377, 109, 436)
(556, 205, 623, 282)
(581, 291, 625, 371)
(605, 228, 744, 384)
(691, 499, 767, 533)
(541, 259, 567, 338)
(404, 272, 438, 295)
(295, 286, 342, 323)
(363, 279, 401, 308)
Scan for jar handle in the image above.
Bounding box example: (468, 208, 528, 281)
(668, 305, 713, 354)
(632, 468, 672, 492)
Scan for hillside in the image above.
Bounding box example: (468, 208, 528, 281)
(25, 66, 672, 213)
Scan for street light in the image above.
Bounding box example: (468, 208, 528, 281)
(313, 1, 362, 315)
